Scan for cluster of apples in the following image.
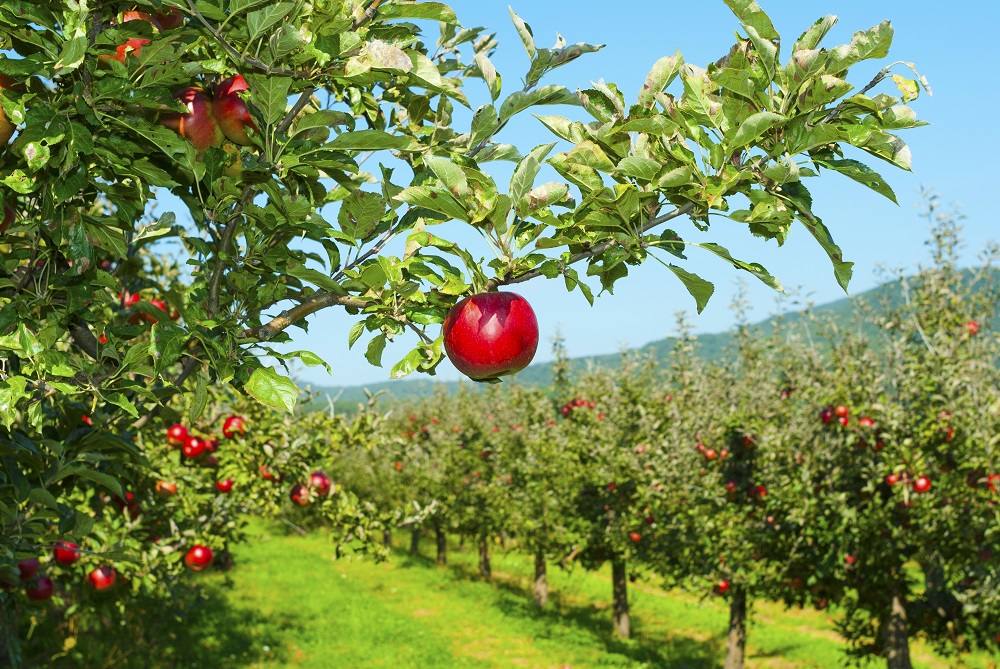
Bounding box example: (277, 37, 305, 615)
(166, 415, 246, 490)
(289, 471, 333, 506)
(1, 543, 119, 601)
(161, 75, 258, 154)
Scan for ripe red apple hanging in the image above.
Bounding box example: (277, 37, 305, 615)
(442, 292, 538, 381)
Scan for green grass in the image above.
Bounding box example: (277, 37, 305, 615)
(115, 521, 990, 669)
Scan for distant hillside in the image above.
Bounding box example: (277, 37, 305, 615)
(301, 276, 919, 413)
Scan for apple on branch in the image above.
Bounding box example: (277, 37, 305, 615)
(443, 292, 538, 381)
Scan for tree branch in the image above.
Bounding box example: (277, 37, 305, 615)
(484, 202, 695, 291)
(243, 293, 371, 341)
(352, 0, 386, 30)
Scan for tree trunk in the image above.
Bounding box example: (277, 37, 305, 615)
(383, 528, 392, 549)
(884, 590, 913, 669)
(724, 586, 748, 669)
(612, 557, 630, 639)
(458, 533, 465, 550)
(533, 550, 548, 607)
(435, 525, 447, 566)
(478, 536, 492, 578)
(409, 528, 420, 556)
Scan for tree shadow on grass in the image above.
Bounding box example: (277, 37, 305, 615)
(441, 561, 723, 669)
(33, 580, 298, 669)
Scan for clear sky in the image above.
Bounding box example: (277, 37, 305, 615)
(273, 0, 995, 388)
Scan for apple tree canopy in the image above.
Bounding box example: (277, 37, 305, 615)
(0, 0, 928, 414)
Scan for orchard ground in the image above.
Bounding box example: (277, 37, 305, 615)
(62, 519, 1000, 669)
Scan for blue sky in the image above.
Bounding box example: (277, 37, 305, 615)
(279, 0, 996, 388)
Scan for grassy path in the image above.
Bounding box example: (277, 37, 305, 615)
(176, 523, 999, 669)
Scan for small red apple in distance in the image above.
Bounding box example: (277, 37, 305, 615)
(26, 576, 54, 601)
(886, 473, 900, 486)
(714, 579, 730, 595)
(17, 558, 40, 580)
(184, 545, 214, 572)
(222, 415, 247, 438)
(166, 424, 187, 447)
(216, 478, 234, 493)
(182, 436, 206, 459)
(442, 292, 539, 381)
(53, 541, 81, 566)
(913, 476, 932, 493)
(703, 448, 717, 461)
(213, 76, 259, 145)
(819, 407, 833, 424)
(629, 532, 641, 542)
(838, 415, 849, 427)
(161, 87, 225, 151)
(967, 320, 980, 336)
(309, 471, 332, 496)
(834, 405, 849, 418)
(289, 483, 311, 506)
(394, 461, 403, 472)
(155, 480, 178, 497)
(845, 554, 857, 566)
(88, 566, 116, 591)
(858, 416, 875, 429)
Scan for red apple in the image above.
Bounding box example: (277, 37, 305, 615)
(858, 416, 875, 429)
(967, 320, 980, 336)
(845, 554, 857, 566)
(110, 11, 161, 64)
(87, 566, 116, 591)
(182, 436, 206, 459)
(222, 415, 247, 438)
(886, 473, 900, 486)
(819, 407, 833, 424)
(714, 579, 730, 595)
(260, 465, 283, 482)
(216, 478, 234, 493)
(913, 476, 932, 494)
(703, 448, 717, 461)
(309, 471, 332, 496)
(213, 76, 259, 145)
(184, 545, 213, 572)
(394, 461, 403, 472)
(289, 483, 311, 506)
(442, 292, 539, 380)
(838, 415, 849, 427)
(17, 558, 40, 581)
(53, 541, 81, 566)
(834, 405, 849, 418)
(26, 576, 54, 601)
(629, 532, 641, 542)
(155, 480, 178, 497)
(161, 87, 224, 151)
(166, 423, 187, 447)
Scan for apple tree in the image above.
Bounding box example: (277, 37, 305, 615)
(0, 0, 931, 662)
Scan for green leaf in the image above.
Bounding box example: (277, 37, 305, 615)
(378, 2, 458, 23)
(696, 242, 785, 293)
(499, 86, 580, 124)
(245, 367, 298, 414)
(474, 54, 502, 102)
(827, 21, 893, 73)
(286, 264, 345, 293)
(728, 111, 786, 149)
(511, 143, 556, 215)
(793, 15, 838, 52)
(247, 74, 292, 125)
(190, 373, 208, 422)
(816, 159, 897, 204)
(425, 156, 469, 198)
(247, 3, 294, 41)
(667, 265, 714, 313)
(57, 466, 123, 496)
(396, 185, 469, 222)
(54, 35, 88, 74)
(508, 8, 537, 61)
(338, 190, 386, 240)
(105, 392, 139, 418)
(365, 334, 387, 367)
(348, 321, 366, 349)
(329, 130, 417, 151)
(723, 0, 779, 40)
(638, 51, 684, 108)
(470, 104, 499, 147)
(390, 347, 426, 379)
(614, 157, 661, 182)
